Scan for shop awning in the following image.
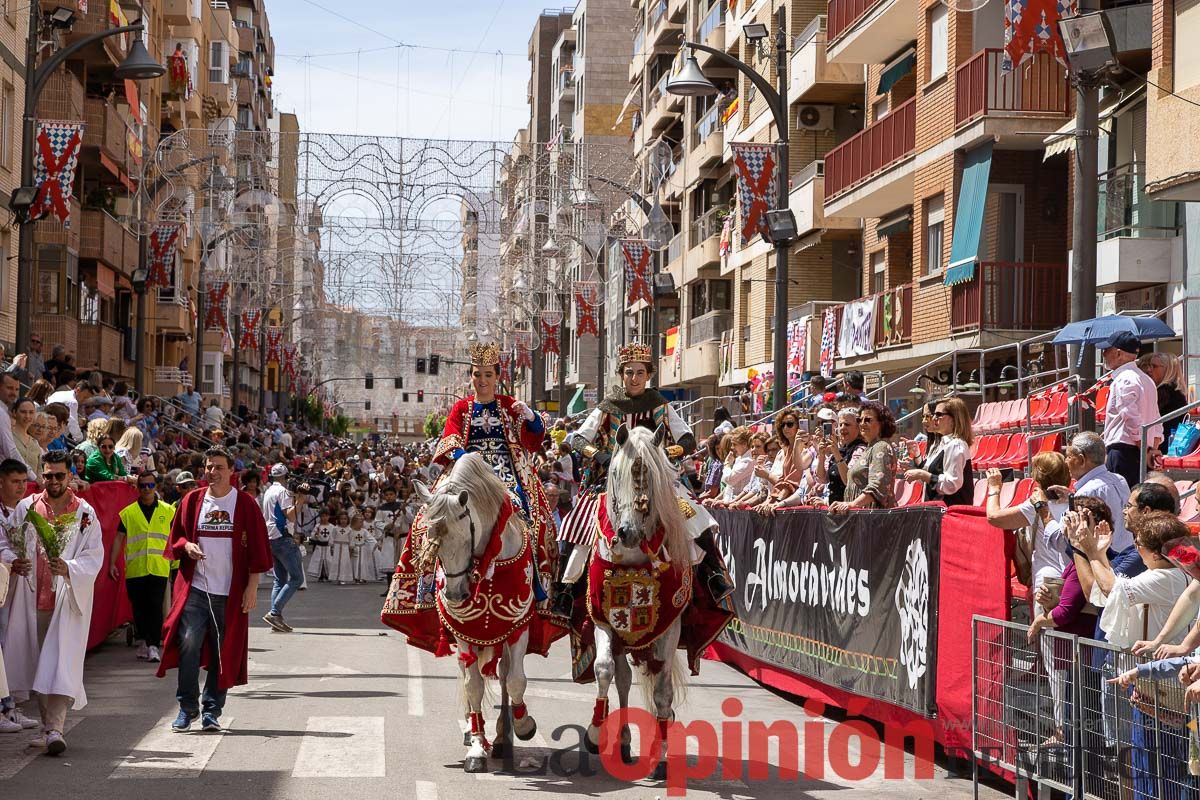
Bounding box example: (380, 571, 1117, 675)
(876, 208, 912, 238)
(612, 83, 641, 130)
(1043, 85, 1145, 160)
(944, 142, 994, 287)
(877, 47, 917, 95)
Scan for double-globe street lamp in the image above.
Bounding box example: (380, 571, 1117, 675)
(13, 12, 165, 355)
(666, 10, 798, 413)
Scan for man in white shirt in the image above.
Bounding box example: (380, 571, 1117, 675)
(1100, 331, 1163, 492)
(260, 464, 301, 633)
(1064, 431, 1133, 551)
(204, 399, 225, 429)
(46, 381, 95, 444)
(0, 459, 39, 733)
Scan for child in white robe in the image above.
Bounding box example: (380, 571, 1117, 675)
(348, 512, 372, 584)
(328, 511, 355, 585)
(307, 510, 334, 581)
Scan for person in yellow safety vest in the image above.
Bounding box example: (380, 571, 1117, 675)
(108, 473, 177, 663)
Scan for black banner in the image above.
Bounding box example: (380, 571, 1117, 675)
(711, 507, 942, 715)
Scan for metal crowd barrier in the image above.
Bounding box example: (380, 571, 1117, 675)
(972, 615, 1198, 800)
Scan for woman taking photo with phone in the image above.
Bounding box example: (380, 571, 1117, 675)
(904, 397, 974, 506)
(829, 401, 898, 512)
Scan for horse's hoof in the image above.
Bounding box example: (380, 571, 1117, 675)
(583, 729, 599, 755)
(514, 716, 536, 741)
(652, 762, 668, 781)
(620, 742, 633, 764)
(462, 731, 472, 747)
(464, 756, 489, 773)
(491, 739, 511, 760)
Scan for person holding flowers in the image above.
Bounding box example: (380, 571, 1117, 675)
(0, 450, 104, 756)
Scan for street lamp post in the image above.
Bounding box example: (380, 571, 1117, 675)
(13, 14, 164, 353)
(131, 265, 148, 394)
(669, 8, 792, 413)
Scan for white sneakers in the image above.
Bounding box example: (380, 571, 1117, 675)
(0, 716, 21, 733)
(135, 642, 150, 660)
(46, 730, 66, 755)
(147, 645, 162, 663)
(7, 710, 38, 729)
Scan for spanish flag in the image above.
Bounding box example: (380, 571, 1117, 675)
(664, 326, 679, 356)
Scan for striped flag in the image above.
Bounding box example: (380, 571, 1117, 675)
(819, 308, 837, 378)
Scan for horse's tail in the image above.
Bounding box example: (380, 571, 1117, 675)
(637, 650, 688, 714)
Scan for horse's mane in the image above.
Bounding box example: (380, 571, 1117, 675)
(425, 452, 507, 532)
(606, 427, 690, 569)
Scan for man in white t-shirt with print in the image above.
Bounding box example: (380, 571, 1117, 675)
(261, 464, 303, 633)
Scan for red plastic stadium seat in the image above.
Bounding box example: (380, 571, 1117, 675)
(974, 480, 990, 507)
(1009, 478, 1035, 508)
(1046, 392, 1069, 426)
(1163, 440, 1200, 469)
(1000, 434, 1030, 470)
(1094, 386, 1111, 423)
(999, 480, 1018, 508)
(1181, 493, 1199, 523)
(1027, 395, 1050, 427)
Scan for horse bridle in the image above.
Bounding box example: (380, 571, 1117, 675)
(438, 508, 478, 580)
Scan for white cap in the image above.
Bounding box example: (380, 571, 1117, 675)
(270, 463, 288, 478)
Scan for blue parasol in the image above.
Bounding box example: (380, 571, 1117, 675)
(1051, 315, 1176, 347)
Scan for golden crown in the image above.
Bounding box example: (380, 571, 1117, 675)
(617, 342, 653, 367)
(468, 342, 501, 367)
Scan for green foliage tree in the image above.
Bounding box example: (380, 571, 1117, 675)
(423, 412, 446, 440)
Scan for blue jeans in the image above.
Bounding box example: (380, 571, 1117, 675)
(175, 589, 228, 718)
(270, 536, 304, 616)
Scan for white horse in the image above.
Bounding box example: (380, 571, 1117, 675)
(413, 453, 538, 774)
(586, 424, 692, 777)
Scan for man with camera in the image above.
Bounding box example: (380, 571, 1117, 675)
(260, 464, 306, 633)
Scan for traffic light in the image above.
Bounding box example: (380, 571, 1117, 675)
(365, 372, 374, 389)
(429, 354, 440, 375)
(416, 357, 426, 374)
(365, 400, 372, 411)
(417, 390, 424, 403)
(393, 377, 403, 389)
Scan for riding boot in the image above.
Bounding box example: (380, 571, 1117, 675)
(550, 552, 575, 619)
(696, 528, 733, 602)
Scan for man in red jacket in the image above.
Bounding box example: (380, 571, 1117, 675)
(156, 447, 271, 732)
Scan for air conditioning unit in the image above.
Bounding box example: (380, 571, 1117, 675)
(796, 104, 834, 131)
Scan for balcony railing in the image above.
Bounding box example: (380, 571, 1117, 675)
(558, 68, 575, 93)
(698, 0, 724, 41)
(649, 0, 668, 29)
(668, 232, 685, 264)
(696, 101, 721, 144)
(824, 96, 915, 200)
(689, 205, 728, 248)
(793, 14, 827, 51)
(632, 27, 645, 57)
(1097, 162, 1180, 241)
(828, 0, 884, 43)
(954, 49, 1069, 128)
(688, 310, 732, 345)
(950, 262, 1068, 332)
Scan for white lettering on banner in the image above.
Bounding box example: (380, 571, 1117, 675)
(741, 537, 871, 617)
(837, 297, 875, 358)
(895, 539, 931, 689)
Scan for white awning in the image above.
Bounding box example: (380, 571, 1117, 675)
(612, 84, 641, 130)
(1043, 85, 1145, 160)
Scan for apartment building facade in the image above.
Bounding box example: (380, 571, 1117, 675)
(0, 8, 25, 347)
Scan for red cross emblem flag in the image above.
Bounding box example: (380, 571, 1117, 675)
(787, 320, 806, 375)
(515, 333, 533, 369)
(574, 281, 600, 337)
(239, 310, 261, 350)
(730, 141, 777, 244)
(147, 224, 181, 288)
(204, 282, 229, 332)
(541, 319, 560, 354)
(266, 327, 283, 363)
(31, 121, 85, 228)
(1004, 0, 1077, 71)
(620, 239, 653, 306)
(282, 344, 298, 380)
(498, 352, 512, 384)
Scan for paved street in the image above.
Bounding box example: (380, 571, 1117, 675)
(0, 581, 1003, 799)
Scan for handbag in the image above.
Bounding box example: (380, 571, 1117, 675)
(1169, 419, 1200, 457)
(1131, 605, 1191, 729)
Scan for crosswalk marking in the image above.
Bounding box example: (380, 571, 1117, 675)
(291, 716, 385, 778)
(0, 718, 81, 780)
(415, 779, 438, 800)
(109, 716, 234, 779)
(407, 646, 424, 716)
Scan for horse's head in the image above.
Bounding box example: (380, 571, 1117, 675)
(413, 480, 476, 605)
(607, 423, 675, 551)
